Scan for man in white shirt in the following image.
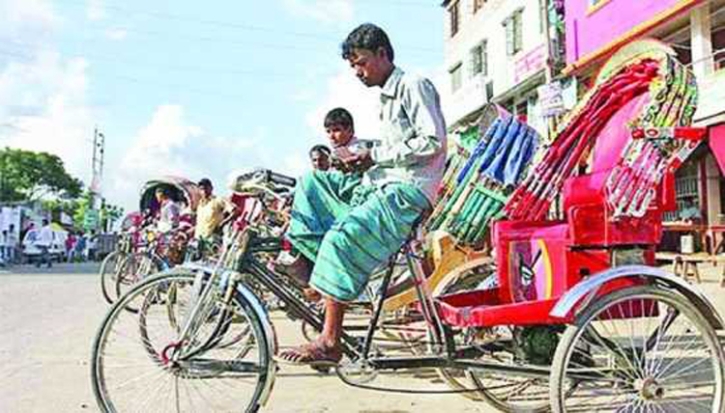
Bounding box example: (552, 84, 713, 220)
(156, 188, 180, 233)
(278, 23, 446, 367)
(36, 219, 54, 268)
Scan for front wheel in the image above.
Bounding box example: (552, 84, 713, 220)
(91, 272, 275, 412)
(550, 285, 725, 412)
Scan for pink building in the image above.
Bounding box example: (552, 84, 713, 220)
(564, 0, 705, 72)
(563, 0, 725, 253)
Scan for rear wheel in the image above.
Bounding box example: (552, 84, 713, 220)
(99, 251, 127, 304)
(91, 272, 273, 412)
(465, 326, 552, 412)
(115, 252, 162, 304)
(432, 259, 496, 402)
(550, 285, 725, 412)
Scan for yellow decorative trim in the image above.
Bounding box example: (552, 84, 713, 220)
(586, 0, 614, 16)
(537, 239, 554, 299)
(564, 0, 704, 75)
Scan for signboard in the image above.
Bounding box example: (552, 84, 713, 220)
(514, 43, 547, 83)
(83, 209, 100, 231)
(0, 207, 21, 233)
(537, 81, 566, 117)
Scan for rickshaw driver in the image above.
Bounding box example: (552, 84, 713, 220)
(277, 23, 447, 366)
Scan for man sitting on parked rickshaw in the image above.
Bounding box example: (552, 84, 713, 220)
(276, 23, 446, 367)
(194, 178, 231, 255)
(155, 187, 180, 233)
(309, 145, 332, 171)
(324, 107, 376, 174)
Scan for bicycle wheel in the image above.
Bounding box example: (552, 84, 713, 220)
(91, 272, 274, 413)
(550, 285, 725, 412)
(99, 251, 126, 304)
(432, 259, 495, 402)
(465, 326, 552, 412)
(137, 268, 257, 370)
(115, 252, 162, 301)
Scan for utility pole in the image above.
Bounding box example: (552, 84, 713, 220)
(87, 128, 105, 233)
(91, 128, 105, 209)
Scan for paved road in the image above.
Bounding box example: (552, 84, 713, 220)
(0, 263, 487, 413)
(1, 263, 724, 412)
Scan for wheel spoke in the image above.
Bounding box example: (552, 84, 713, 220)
(92, 272, 269, 412)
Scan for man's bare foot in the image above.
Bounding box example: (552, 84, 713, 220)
(303, 287, 322, 302)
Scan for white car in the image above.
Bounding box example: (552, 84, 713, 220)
(22, 229, 68, 263)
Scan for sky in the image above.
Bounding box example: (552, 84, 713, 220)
(0, 0, 445, 213)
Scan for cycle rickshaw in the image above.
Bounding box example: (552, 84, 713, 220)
(99, 176, 204, 304)
(91, 40, 725, 412)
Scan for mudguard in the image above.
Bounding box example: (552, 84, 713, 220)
(550, 264, 724, 330)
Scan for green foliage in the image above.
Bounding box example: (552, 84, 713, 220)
(0, 147, 83, 202)
(1, 148, 123, 232)
(72, 191, 94, 229)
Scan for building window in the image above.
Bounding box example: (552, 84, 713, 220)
(504, 9, 524, 56)
(473, 0, 486, 14)
(450, 63, 463, 93)
(449, 1, 460, 37)
(470, 41, 488, 77)
(713, 10, 725, 71)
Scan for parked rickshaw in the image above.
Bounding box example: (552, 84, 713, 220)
(99, 177, 204, 304)
(91, 40, 725, 412)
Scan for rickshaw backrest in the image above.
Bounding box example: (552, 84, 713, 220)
(493, 40, 703, 306)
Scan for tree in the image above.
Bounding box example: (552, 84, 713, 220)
(0, 148, 83, 202)
(41, 198, 80, 223)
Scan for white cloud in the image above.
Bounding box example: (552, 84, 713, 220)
(86, 0, 106, 21)
(281, 0, 354, 25)
(112, 105, 269, 212)
(0, 51, 94, 185)
(105, 28, 127, 41)
(0, 0, 60, 44)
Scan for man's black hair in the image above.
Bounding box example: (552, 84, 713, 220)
(324, 108, 354, 130)
(198, 178, 212, 188)
(309, 144, 331, 157)
(341, 23, 394, 62)
(42, 219, 49, 225)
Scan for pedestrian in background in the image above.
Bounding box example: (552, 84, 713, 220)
(7, 224, 18, 265)
(87, 231, 98, 261)
(0, 230, 7, 265)
(36, 219, 54, 268)
(65, 233, 76, 263)
(74, 232, 87, 263)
